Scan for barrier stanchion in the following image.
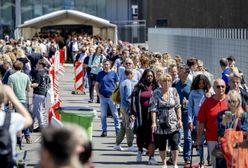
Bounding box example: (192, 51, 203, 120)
(48, 52, 64, 123)
(72, 61, 85, 94)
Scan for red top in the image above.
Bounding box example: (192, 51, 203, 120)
(197, 96, 227, 141)
(140, 86, 152, 107)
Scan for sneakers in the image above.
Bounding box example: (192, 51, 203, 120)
(100, 132, 107, 137)
(178, 145, 183, 153)
(162, 165, 168, 168)
(173, 165, 179, 168)
(136, 151, 142, 162)
(148, 156, 158, 165)
(113, 145, 124, 151)
(127, 145, 137, 152)
(166, 158, 173, 165)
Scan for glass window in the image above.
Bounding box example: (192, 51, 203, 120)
(33, 0, 43, 17)
(53, 0, 64, 11)
(0, 0, 14, 37)
(64, 0, 75, 10)
(86, 0, 97, 16)
(21, 0, 33, 23)
(74, 0, 87, 13)
(96, 0, 106, 18)
(43, 0, 54, 14)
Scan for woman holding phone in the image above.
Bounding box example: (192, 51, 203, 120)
(217, 90, 248, 137)
(217, 90, 248, 166)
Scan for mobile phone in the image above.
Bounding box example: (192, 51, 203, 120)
(225, 111, 232, 117)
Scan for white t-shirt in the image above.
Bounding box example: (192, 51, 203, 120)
(0, 112, 25, 157)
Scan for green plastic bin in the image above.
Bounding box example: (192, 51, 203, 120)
(56, 106, 96, 140)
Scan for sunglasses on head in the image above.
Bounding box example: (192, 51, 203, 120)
(216, 85, 225, 89)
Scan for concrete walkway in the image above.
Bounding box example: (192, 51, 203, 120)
(17, 64, 210, 168)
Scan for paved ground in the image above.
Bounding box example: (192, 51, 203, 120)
(17, 64, 210, 168)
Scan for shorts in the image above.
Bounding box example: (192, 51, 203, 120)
(155, 131, 179, 151)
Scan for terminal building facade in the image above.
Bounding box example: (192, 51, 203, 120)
(0, 0, 139, 39)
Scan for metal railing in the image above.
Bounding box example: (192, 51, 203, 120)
(153, 28, 248, 40)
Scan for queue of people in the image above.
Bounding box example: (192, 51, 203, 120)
(65, 33, 248, 167)
(0, 31, 248, 168)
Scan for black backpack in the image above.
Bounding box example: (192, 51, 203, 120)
(0, 112, 13, 168)
(41, 71, 51, 97)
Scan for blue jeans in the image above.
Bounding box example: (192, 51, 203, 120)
(21, 102, 30, 137)
(33, 94, 46, 128)
(182, 112, 192, 161)
(100, 96, 120, 134)
(192, 118, 207, 163)
(84, 68, 88, 88)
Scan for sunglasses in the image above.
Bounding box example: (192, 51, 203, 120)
(216, 85, 225, 89)
(125, 63, 132, 65)
(228, 99, 237, 104)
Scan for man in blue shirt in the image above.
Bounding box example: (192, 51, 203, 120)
(175, 64, 192, 164)
(95, 60, 120, 137)
(220, 58, 231, 87)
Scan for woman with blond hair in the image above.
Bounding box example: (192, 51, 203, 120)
(150, 74, 182, 168)
(217, 90, 248, 167)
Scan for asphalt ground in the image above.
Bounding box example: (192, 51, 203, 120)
(16, 64, 211, 168)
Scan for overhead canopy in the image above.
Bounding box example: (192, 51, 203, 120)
(16, 10, 117, 42)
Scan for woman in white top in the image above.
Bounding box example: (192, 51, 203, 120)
(0, 85, 32, 166)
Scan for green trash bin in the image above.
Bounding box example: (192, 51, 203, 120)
(56, 106, 96, 140)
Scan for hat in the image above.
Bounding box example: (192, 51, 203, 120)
(227, 56, 235, 61)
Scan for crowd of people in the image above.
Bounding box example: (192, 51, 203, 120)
(0, 32, 248, 168)
(69, 34, 248, 168)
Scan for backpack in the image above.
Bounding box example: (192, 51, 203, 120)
(41, 71, 51, 97)
(0, 112, 13, 168)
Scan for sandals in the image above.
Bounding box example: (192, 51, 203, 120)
(25, 136, 32, 144)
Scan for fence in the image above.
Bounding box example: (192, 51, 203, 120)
(113, 20, 146, 43)
(148, 28, 248, 81)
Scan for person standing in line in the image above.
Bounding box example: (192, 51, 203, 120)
(71, 36, 79, 62)
(217, 90, 248, 167)
(95, 59, 120, 137)
(150, 74, 182, 168)
(114, 69, 136, 152)
(88, 46, 105, 103)
(219, 58, 231, 87)
(31, 59, 50, 132)
(187, 74, 211, 165)
(168, 64, 179, 88)
(175, 64, 192, 164)
(227, 72, 248, 110)
(0, 85, 32, 166)
(130, 69, 159, 165)
(8, 60, 32, 144)
(2, 60, 14, 84)
(196, 78, 228, 168)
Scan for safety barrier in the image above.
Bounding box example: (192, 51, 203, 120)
(71, 61, 85, 95)
(47, 50, 64, 123)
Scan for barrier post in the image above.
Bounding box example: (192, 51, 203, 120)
(72, 61, 85, 94)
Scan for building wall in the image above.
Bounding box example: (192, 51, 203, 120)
(106, 0, 129, 21)
(148, 28, 248, 80)
(140, 0, 248, 28)
(0, 0, 130, 38)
